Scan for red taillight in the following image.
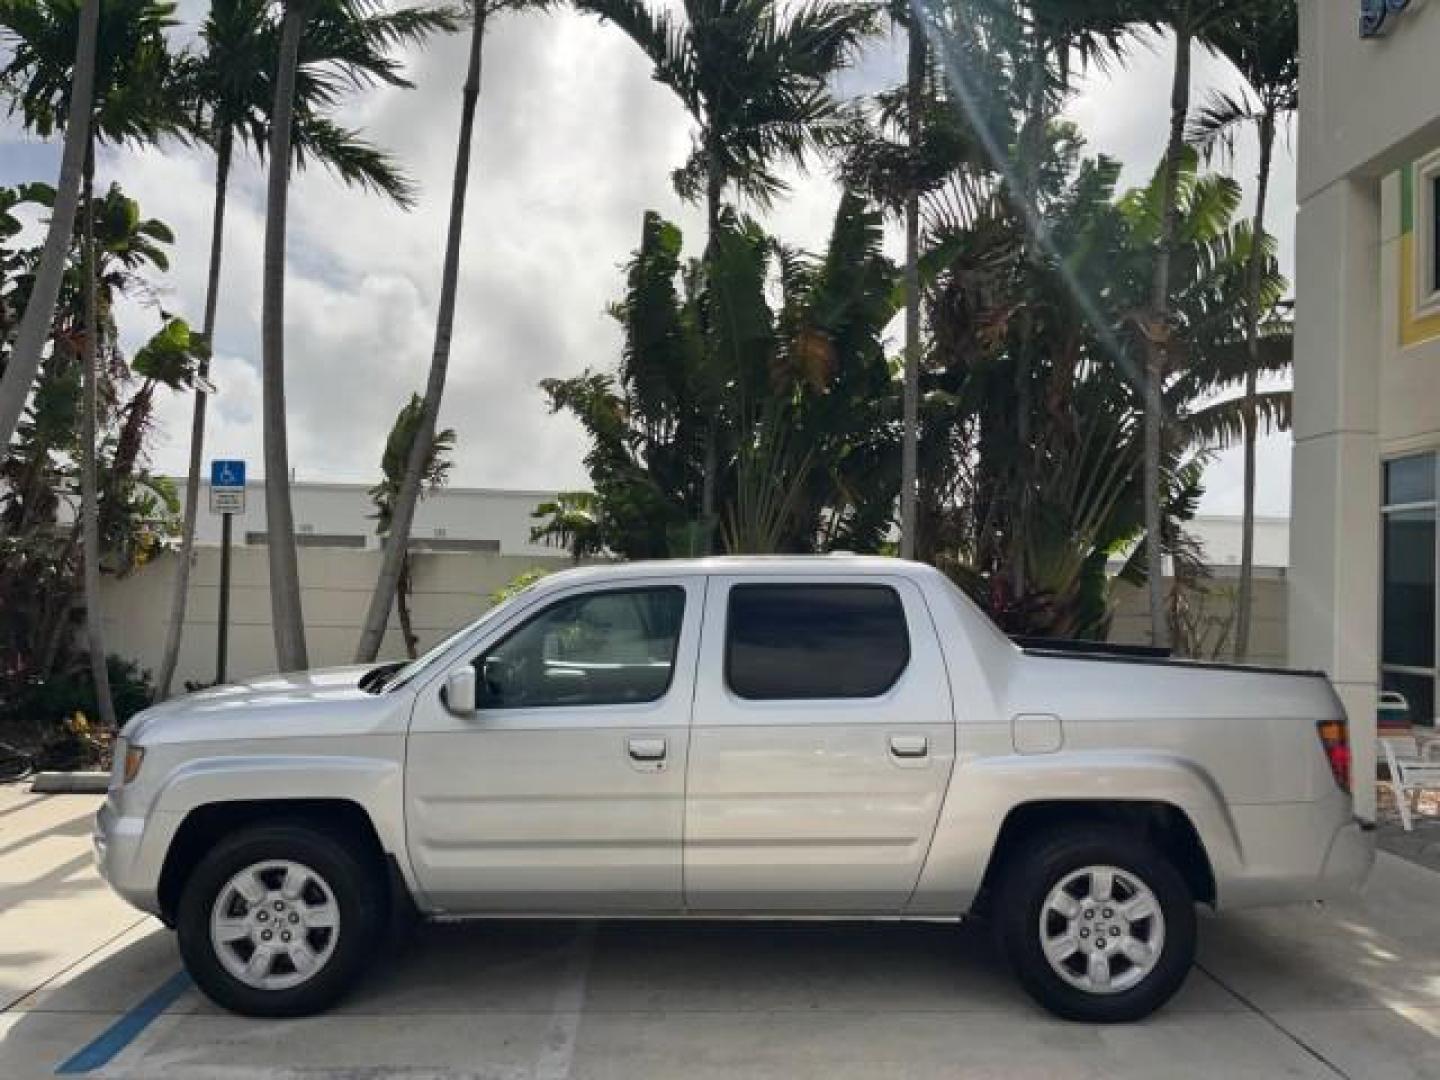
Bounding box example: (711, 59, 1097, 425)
(1317, 720, 1351, 792)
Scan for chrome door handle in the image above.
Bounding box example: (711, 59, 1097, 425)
(889, 734, 928, 758)
(627, 737, 667, 761)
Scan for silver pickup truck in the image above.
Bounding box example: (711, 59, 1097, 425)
(95, 557, 1373, 1022)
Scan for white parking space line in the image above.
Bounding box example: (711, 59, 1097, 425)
(534, 922, 596, 1080)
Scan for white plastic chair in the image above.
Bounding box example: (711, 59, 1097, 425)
(1380, 732, 1440, 832)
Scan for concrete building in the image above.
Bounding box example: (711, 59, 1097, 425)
(174, 479, 565, 558)
(1295, 1, 1440, 817)
(1183, 515, 1291, 576)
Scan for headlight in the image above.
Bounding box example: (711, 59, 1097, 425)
(122, 743, 146, 785)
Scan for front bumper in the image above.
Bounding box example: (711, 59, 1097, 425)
(93, 796, 165, 916)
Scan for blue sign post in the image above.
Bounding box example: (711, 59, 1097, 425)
(209, 459, 246, 684)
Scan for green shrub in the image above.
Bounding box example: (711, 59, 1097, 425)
(0, 656, 154, 770)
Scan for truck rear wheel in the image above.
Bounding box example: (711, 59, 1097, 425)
(995, 827, 1195, 1023)
(176, 822, 384, 1017)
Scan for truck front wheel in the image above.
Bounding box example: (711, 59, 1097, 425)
(176, 822, 385, 1017)
(995, 827, 1196, 1023)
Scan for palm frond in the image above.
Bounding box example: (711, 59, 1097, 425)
(1186, 87, 1256, 166)
(1180, 390, 1292, 452)
(290, 113, 416, 207)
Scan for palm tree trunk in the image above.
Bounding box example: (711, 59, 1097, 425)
(698, 159, 723, 556)
(262, 1, 310, 672)
(354, 4, 487, 663)
(1233, 105, 1276, 663)
(397, 553, 418, 660)
(80, 138, 116, 730)
(899, 16, 923, 561)
(154, 132, 234, 697)
(1144, 19, 1192, 650)
(0, 0, 99, 462)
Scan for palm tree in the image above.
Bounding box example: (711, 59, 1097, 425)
(262, 0, 309, 673)
(531, 491, 604, 563)
(155, 0, 453, 697)
(354, 0, 547, 665)
(544, 191, 902, 559)
(1136, 0, 1241, 647)
(261, 0, 452, 673)
(1, 0, 185, 725)
(573, 0, 877, 552)
(0, 0, 97, 459)
(1188, 0, 1297, 661)
(369, 394, 454, 658)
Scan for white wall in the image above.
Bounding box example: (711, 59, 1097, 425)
(103, 546, 1290, 692)
(102, 547, 576, 689)
(175, 481, 565, 557)
(1110, 579, 1288, 669)
(1187, 516, 1291, 572)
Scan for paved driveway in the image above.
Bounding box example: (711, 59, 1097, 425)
(4, 784, 1440, 1079)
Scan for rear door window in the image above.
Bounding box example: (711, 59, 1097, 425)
(725, 584, 910, 700)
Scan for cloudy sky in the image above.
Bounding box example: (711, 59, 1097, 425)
(0, 6, 1296, 517)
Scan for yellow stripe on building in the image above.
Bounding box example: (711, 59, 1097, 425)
(1399, 229, 1440, 347)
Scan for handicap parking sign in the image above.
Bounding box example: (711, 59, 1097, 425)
(210, 459, 247, 515)
(211, 459, 246, 489)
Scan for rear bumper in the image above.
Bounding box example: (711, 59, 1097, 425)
(1215, 795, 1376, 909)
(1317, 817, 1377, 899)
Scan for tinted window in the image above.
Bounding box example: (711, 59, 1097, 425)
(1385, 454, 1436, 506)
(1383, 670, 1435, 730)
(476, 587, 685, 708)
(1432, 175, 1440, 294)
(725, 584, 909, 700)
(1383, 510, 1436, 669)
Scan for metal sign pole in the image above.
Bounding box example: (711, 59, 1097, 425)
(217, 511, 232, 685)
(209, 459, 245, 686)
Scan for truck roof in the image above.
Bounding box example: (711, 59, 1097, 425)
(526, 555, 943, 591)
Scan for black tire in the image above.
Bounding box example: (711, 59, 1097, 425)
(995, 826, 1196, 1023)
(176, 822, 386, 1017)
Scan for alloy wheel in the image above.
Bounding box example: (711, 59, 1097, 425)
(1038, 864, 1166, 995)
(209, 859, 341, 991)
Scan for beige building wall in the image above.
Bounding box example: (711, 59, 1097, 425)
(101, 548, 576, 690)
(105, 544, 1290, 694)
(1294, 0, 1440, 817)
(1110, 579, 1289, 670)
(1380, 168, 1440, 453)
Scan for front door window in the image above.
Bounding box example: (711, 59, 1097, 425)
(476, 586, 686, 709)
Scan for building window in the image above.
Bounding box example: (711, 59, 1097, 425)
(1382, 453, 1440, 726)
(245, 531, 367, 549)
(407, 537, 500, 553)
(1432, 172, 1440, 296)
(1416, 153, 1440, 316)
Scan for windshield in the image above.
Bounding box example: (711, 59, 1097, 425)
(380, 586, 538, 693)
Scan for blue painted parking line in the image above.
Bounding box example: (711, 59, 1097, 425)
(54, 970, 192, 1075)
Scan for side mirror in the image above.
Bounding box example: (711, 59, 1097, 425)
(444, 666, 477, 717)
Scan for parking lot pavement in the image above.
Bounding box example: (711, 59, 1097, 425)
(4, 784, 1440, 1080)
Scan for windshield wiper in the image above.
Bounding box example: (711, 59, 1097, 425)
(359, 663, 403, 694)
